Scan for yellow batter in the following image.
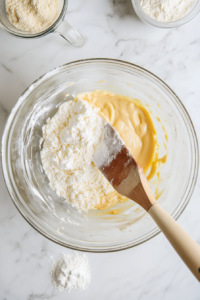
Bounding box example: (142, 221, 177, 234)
(76, 90, 166, 211)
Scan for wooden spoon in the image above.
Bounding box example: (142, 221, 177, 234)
(93, 123, 200, 281)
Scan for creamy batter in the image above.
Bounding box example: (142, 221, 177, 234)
(77, 91, 157, 173)
(76, 90, 166, 210)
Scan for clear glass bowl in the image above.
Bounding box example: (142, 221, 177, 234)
(132, 0, 200, 28)
(2, 59, 199, 252)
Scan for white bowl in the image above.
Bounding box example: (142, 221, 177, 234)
(132, 0, 200, 28)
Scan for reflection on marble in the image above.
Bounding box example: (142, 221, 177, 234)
(0, 0, 200, 298)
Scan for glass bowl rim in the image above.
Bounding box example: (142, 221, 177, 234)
(131, 0, 200, 28)
(1, 58, 199, 252)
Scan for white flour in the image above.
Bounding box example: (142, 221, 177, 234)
(51, 252, 91, 292)
(40, 99, 114, 211)
(139, 0, 194, 22)
(93, 123, 123, 169)
(6, 0, 58, 32)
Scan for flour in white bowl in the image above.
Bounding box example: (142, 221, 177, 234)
(40, 98, 114, 211)
(139, 0, 194, 22)
(51, 252, 91, 292)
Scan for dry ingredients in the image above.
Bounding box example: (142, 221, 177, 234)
(139, 0, 194, 22)
(51, 252, 91, 292)
(40, 99, 114, 211)
(6, 0, 58, 32)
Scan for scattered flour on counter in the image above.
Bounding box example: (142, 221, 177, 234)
(6, 0, 58, 33)
(40, 98, 114, 211)
(51, 252, 91, 292)
(139, 0, 194, 22)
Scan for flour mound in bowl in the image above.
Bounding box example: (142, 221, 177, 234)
(40, 98, 114, 211)
(139, 0, 194, 22)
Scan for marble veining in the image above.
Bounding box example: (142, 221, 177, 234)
(0, 0, 200, 298)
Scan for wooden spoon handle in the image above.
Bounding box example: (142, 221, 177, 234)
(148, 203, 200, 281)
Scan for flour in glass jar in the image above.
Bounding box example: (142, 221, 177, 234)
(6, 0, 59, 32)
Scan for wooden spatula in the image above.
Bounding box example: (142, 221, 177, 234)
(93, 123, 200, 281)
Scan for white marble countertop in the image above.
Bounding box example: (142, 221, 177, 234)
(1, 0, 200, 299)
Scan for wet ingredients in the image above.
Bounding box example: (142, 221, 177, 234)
(76, 90, 168, 211)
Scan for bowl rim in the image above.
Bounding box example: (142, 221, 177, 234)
(131, 0, 200, 28)
(1, 58, 199, 252)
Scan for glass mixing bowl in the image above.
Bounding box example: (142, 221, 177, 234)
(132, 0, 200, 28)
(2, 59, 198, 252)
